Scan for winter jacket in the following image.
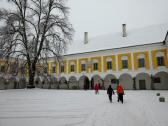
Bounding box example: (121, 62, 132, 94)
(95, 84, 99, 91)
(117, 85, 124, 94)
(107, 86, 114, 95)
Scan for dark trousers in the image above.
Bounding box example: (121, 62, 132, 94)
(108, 94, 112, 102)
(118, 93, 123, 103)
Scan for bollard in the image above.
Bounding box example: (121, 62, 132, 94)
(156, 93, 160, 96)
(159, 97, 165, 102)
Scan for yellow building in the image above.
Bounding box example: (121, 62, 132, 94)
(0, 24, 168, 90)
(46, 24, 168, 90)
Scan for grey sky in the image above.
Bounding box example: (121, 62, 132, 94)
(0, 0, 168, 40)
(68, 0, 168, 40)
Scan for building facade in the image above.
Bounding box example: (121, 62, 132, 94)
(46, 42, 168, 90)
(0, 24, 168, 90)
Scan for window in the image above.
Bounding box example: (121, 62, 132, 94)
(70, 64, 75, 72)
(138, 58, 145, 68)
(93, 63, 98, 71)
(81, 64, 86, 71)
(52, 66, 56, 73)
(61, 65, 64, 73)
(107, 61, 112, 70)
(122, 60, 128, 69)
(157, 56, 165, 66)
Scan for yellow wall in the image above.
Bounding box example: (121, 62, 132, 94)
(133, 51, 150, 70)
(152, 49, 168, 69)
(63, 61, 67, 74)
(118, 53, 132, 71)
(91, 56, 102, 72)
(56, 62, 59, 75)
(167, 48, 168, 59)
(103, 55, 116, 72)
(1, 48, 168, 76)
(0, 59, 5, 64)
(0, 60, 6, 71)
(0, 60, 11, 74)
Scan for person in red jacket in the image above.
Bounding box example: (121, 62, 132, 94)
(95, 84, 99, 94)
(117, 84, 124, 103)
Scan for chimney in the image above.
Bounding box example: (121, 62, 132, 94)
(84, 32, 88, 44)
(122, 24, 127, 37)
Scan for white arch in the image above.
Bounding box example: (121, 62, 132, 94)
(59, 76, 68, 89)
(135, 72, 151, 90)
(104, 74, 117, 89)
(69, 76, 78, 89)
(91, 74, 103, 89)
(78, 75, 90, 89)
(154, 71, 168, 90)
(19, 77, 27, 89)
(119, 73, 133, 90)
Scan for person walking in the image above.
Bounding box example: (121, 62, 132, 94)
(98, 83, 101, 89)
(95, 84, 99, 94)
(107, 85, 115, 103)
(117, 84, 124, 103)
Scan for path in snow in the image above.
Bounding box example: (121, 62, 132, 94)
(0, 89, 168, 126)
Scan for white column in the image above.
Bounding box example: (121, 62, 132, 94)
(149, 50, 153, 70)
(131, 53, 134, 71)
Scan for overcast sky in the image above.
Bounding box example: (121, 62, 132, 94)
(0, 0, 168, 40)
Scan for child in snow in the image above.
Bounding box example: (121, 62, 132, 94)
(107, 85, 115, 102)
(95, 84, 99, 94)
(117, 84, 124, 103)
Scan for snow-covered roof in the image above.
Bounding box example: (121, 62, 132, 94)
(65, 23, 168, 55)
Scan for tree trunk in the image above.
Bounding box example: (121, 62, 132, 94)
(27, 64, 36, 89)
(27, 72, 35, 88)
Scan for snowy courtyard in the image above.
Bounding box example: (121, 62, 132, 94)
(0, 89, 168, 126)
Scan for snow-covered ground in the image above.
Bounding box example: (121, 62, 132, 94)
(0, 89, 168, 126)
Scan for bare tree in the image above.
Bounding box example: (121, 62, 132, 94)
(0, 0, 73, 88)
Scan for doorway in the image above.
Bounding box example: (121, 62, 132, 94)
(84, 77, 89, 90)
(139, 80, 146, 90)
